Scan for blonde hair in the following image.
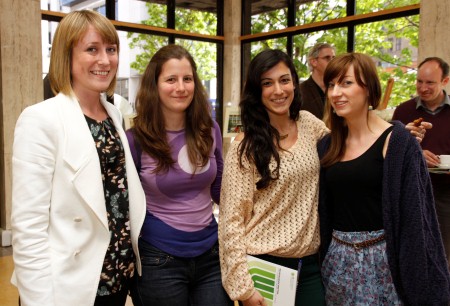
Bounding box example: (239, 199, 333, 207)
(49, 10, 119, 97)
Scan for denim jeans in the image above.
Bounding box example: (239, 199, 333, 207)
(130, 238, 233, 306)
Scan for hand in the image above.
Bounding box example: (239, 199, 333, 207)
(423, 149, 440, 168)
(242, 291, 267, 306)
(405, 121, 432, 143)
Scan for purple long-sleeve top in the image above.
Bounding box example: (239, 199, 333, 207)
(137, 121, 223, 257)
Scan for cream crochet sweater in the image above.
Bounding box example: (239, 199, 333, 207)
(218, 111, 329, 301)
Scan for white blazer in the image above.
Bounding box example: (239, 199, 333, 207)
(11, 93, 146, 306)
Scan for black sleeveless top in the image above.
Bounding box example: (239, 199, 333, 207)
(324, 126, 394, 232)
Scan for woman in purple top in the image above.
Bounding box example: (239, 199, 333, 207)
(127, 44, 231, 306)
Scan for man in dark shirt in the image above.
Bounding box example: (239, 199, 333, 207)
(299, 43, 335, 120)
(392, 56, 450, 268)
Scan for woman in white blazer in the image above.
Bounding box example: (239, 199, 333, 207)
(11, 10, 146, 306)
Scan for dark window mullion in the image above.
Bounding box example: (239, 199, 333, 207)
(347, 0, 356, 52)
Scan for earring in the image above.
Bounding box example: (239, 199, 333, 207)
(368, 105, 373, 110)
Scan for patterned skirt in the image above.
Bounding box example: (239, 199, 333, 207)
(321, 229, 402, 306)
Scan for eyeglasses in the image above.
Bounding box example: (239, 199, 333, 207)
(317, 55, 335, 62)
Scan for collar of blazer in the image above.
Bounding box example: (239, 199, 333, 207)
(57, 93, 123, 230)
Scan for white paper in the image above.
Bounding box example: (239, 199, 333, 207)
(247, 255, 298, 306)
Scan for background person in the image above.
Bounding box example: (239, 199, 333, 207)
(299, 42, 336, 119)
(318, 53, 450, 305)
(392, 56, 450, 269)
(219, 49, 329, 306)
(11, 10, 146, 306)
(127, 44, 231, 306)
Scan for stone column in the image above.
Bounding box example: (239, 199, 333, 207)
(223, 0, 241, 156)
(0, 0, 43, 245)
(419, 0, 450, 91)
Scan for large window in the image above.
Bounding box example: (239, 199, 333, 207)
(251, 2, 288, 34)
(296, 0, 347, 24)
(356, 0, 420, 14)
(40, 0, 224, 127)
(355, 15, 419, 106)
(241, 0, 420, 108)
(292, 27, 348, 80)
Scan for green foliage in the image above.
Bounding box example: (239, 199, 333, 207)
(353, 15, 419, 106)
(127, 3, 217, 81)
(251, 9, 287, 34)
(356, 0, 419, 14)
(250, 0, 419, 107)
(128, 0, 419, 108)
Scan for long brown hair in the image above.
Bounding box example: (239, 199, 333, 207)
(321, 53, 382, 167)
(133, 44, 213, 173)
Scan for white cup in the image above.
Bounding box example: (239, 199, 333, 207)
(439, 155, 450, 168)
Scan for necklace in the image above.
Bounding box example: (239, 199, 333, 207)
(280, 133, 289, 140)
(278, 120, 294, 140)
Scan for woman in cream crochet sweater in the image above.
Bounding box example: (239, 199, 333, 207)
(219, 49, 328, 306)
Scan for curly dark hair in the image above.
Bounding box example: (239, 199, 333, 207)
(133, 44, 213, 173)
(239, 49, 301, 190)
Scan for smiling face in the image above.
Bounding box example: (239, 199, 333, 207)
(70, 25, 118, 98)
(157, 57, 195, 117)
(416, 60, 449, 107)
(260, 61, 295, 119)
(327, 65, 369, 120)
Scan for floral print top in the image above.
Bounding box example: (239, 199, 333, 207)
(85, 116, 134, 296)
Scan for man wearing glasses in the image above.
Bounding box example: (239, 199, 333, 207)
(392, 57, 450, 268)
(299, 42, 335, 120)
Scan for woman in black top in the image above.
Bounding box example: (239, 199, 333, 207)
(318, 53, 450, 305)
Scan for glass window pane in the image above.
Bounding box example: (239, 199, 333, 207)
(293, 28, 347, 81)
(117, 1, 167, 27)
(250, 38, 288, 57)
(41, 20, 59, 76)
(240, 39, 287, 82)
(355, 16, 420, 107)
(251, 2, 288, 34)
(175, 2, 217, 35)
(175, 39, 218, 120)
(125, 31, 168, 105)
(296, 0, 346, 25)
(357, 0, 419, 14)
(41, 0, 106, 14)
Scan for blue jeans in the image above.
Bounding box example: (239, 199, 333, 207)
(130, 238, 233, 306)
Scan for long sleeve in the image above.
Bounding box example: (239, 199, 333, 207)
(211, 120, 223, 204)
(218, 140, 256, 301)
(383, 122, 450, 305)
(11, 106, 57, 306)
(219, 111, 328, 302)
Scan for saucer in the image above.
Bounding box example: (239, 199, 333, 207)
(437, 164, 450, 169)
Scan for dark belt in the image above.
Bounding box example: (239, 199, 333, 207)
(332, 234, 385, 250)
